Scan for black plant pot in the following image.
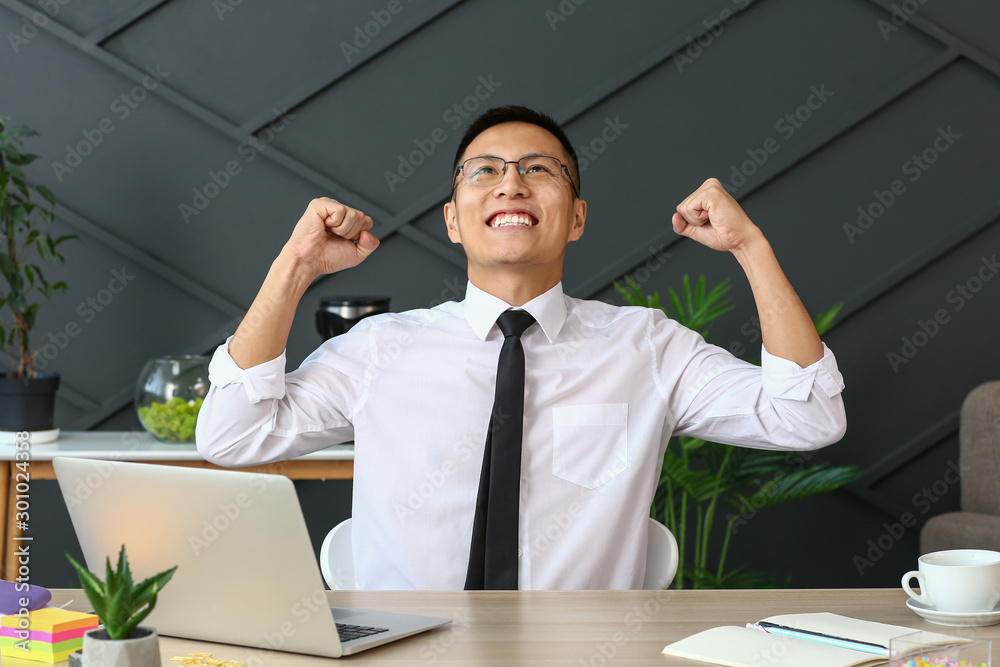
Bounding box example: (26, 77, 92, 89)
(0, 371, 60, 432)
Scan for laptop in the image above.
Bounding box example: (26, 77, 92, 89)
(53, 457, 451, 658)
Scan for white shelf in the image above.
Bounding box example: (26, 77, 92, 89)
(0, 430, 354, 461)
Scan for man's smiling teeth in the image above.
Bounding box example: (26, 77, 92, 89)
(489, 213, 536, 227)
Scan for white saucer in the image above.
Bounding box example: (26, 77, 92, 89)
(0, 428, 60, 445)
(906, 598, 1000, 627)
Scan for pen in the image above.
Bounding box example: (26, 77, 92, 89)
(745, 621, 891, 657)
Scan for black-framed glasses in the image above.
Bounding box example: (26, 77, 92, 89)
(452, 155, 579, 197)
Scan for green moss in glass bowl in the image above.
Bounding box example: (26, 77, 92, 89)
(137, 396, 204, 443)
(135, 355, 210, 443)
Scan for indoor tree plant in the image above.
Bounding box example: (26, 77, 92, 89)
(0, 118, 75, 433)
(616, 274, 860, 589)
(67, 545, 177, 666)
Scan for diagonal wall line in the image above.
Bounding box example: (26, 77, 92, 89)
(834, 202, 1000, 326)
(84, 0, 172, 45)
(571, 48, 960, 300)
(864, 0, 1000, 79)
(384, 0, 765, 238)
(238, 0, 470, 135)
(66, 324, 231, 430)
(53, 202, 247, 318)
(857, 411, 960, 488)
(0, 0, 394, 225)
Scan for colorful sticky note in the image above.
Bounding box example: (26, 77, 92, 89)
(1, 608, 97, 663)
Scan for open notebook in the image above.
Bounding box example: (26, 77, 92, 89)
(662, 612, 960, 667)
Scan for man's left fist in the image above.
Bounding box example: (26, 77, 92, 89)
(672, 178, 761, 252)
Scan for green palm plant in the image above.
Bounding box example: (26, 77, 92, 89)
(67, 545, 177, 639)
(616, 274, 858, 589)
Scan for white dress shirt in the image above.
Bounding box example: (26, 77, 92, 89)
(197, 281, 846, 590)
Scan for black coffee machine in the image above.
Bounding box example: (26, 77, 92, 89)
(316, 296, 390, 340)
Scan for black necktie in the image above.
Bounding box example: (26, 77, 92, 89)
(465, 309, 536, 590)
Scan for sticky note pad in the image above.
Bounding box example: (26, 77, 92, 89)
(1, 609, 98, 663)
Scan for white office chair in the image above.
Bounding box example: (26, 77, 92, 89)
(319, 516, 679, 590)
(643, 517, 679, 590)
(320, 518, 356, 590)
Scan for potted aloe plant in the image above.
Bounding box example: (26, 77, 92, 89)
(67, 545, 177, 667)
(0, 118, 76, 435)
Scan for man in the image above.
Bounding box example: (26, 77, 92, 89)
(197, 106, 846, 590)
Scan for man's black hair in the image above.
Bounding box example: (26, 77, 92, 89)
(451, 105, 580, 197)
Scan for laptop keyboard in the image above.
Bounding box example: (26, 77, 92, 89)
(336, 623, 390, 643)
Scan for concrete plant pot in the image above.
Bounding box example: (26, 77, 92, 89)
(82, 627, 161, 667)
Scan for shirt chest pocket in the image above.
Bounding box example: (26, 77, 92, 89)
(552, 404, 628, 489)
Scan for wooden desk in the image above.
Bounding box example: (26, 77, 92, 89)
(43, 588, 999, 665)
(0, 431, 354, 579)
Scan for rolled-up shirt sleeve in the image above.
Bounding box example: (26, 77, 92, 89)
(665, 320, 846, 451)
(196, 334, 364, 467)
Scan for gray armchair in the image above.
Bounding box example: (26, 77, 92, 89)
(921, 381, 1000, 553)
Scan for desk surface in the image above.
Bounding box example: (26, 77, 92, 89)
(0, 431, 354, 461)
(43, 588, 998, 665)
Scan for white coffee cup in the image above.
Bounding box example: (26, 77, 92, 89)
(901, 549, 1000, 613)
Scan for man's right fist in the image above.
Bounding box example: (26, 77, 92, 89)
(282, 198, 379, 278)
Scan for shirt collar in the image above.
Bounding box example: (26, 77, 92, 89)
(463, 281, 567, 343)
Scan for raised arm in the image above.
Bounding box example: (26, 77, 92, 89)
(196, 198, 379, 466)
(672, 178, 822, 368)
(229, 197, 379, 368)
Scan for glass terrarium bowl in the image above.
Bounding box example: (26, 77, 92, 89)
(135, 355, 211, 443)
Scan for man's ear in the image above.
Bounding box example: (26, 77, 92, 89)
(568, 198, 587, 242)
(443, 201, 462, 244)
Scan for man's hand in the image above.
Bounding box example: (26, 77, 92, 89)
(228, 198, 379, 369)
(282, 197, 380, 280)
(671, 178, 762, 253)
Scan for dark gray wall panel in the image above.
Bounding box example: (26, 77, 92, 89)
(556, 0, 945, 298)
(37, 0, 147, 37)
(831, 218, 1000, 469)
(102, 0, 461, 125)
(736, 62, 1000, 316)
(5, 23, 322, 306)
(269, 0, 762, 217)
(918, 0, 1000, 62)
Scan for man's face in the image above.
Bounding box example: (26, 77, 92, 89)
(443, 122, 586, 283)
